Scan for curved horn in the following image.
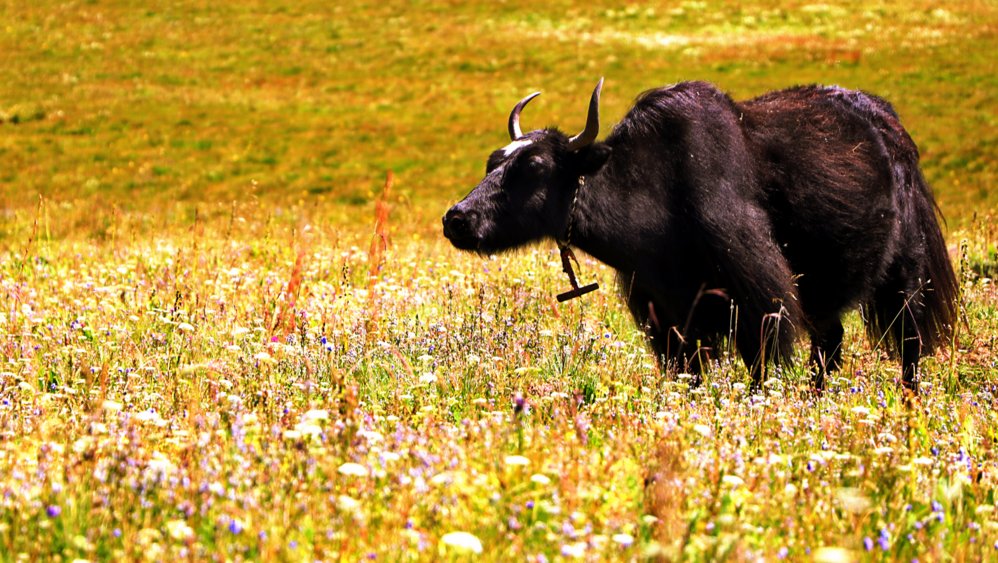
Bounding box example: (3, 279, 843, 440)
(566, 78, 603, 151)
(508, 91, 541, 140)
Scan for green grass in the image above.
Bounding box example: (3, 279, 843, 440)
(1, 0, 997, 560)
(2, 0, 996, 227)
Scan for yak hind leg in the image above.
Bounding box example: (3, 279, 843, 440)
(808, 318, 845, 390)
(869, 280, 924, 394)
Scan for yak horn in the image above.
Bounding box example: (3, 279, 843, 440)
(508, 91, 541, 140)
(566, 78, 603, 151)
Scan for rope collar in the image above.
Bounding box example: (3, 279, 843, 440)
(556, 176, 599, 302)
(559, 175, 585, 249)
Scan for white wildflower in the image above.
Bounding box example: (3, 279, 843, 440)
(530, 473, 551, 485)
(504, 455, 530, 467)
(165, 519, 193, 541)
(338, 463, 368, 478)
(612, 533, 635, 546)
(440, 531, 483, 554)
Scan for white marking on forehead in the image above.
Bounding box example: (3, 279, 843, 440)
(501, 139, 534, 157)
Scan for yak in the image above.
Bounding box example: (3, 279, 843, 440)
(442, 78, 958, 392)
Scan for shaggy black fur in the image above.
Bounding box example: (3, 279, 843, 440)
(443, 81, 958, 392)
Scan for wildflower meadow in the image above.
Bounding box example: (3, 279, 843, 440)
(1, 1, 996, 560)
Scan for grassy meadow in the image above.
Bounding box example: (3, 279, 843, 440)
(2, 0, 998, 560)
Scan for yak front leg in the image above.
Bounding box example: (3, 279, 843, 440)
(809, 318, 845, 390)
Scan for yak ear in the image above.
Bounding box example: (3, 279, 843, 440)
(575, 143, 612, 176)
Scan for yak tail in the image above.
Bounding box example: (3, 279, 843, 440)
(866, 133, 959, 357)
(908, 165, 959, 353)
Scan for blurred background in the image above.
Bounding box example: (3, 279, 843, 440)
(1, 0, 995, 240)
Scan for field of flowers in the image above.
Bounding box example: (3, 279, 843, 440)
(2, 0, 997, 561)
(2, 202, 997, 561)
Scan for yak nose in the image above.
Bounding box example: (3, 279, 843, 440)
(442, 207, 480, 243)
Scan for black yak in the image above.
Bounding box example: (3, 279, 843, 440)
(443, 79, 958, 392)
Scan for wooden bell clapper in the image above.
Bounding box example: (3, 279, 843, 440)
(556, 245, 599, 302)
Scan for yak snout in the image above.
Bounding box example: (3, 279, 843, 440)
(442, 205, 481, 250)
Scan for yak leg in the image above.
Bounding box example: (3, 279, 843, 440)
(808, 318, 844, 390)
(621, 286, 680, 375)
(872, 284, 924, 394)
(736, 302, 795, 390)
(900, 321, 922, 393)
(693, 199, 802, 390)
(891, 297, 923, 394)
(737, 327, 773, 391)
(647, 316, 708, 386)
(647, 321, 707, 386)
(621, 283, 710, 386)
(869, 261, 929, 394)
(649, 296, 723, 387)
(677, 334, 716, 387)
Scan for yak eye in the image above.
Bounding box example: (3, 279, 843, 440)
(525, 155, 551, 173)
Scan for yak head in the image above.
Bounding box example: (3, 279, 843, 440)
(443, 79, 612, 254)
